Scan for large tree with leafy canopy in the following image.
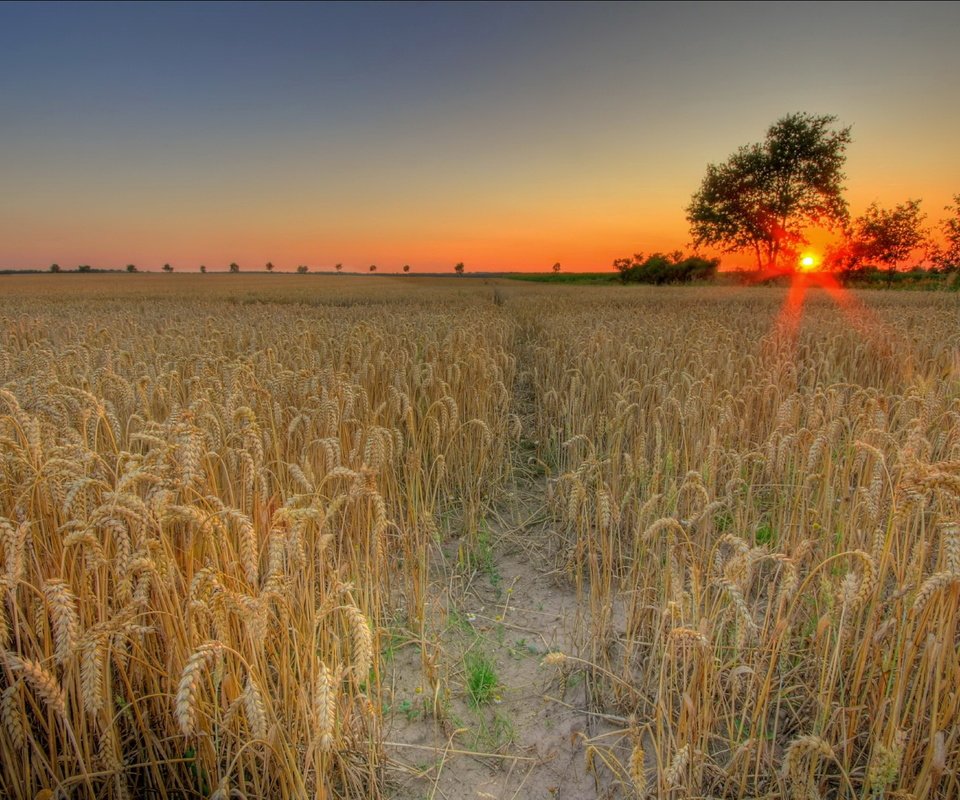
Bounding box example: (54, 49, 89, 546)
(687, 113, 852, 271)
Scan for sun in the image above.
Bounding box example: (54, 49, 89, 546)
(799, 253, 820, 272)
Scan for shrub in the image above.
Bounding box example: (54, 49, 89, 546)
(613, 252, 719, 284)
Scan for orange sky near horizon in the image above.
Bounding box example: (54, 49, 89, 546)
(1, 3, 958, 274)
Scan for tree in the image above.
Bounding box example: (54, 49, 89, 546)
(229, 262, 240, 273)
(614, 253, 644, 283)
(200, 265, 207, 273)
(162, 263, 173, 273)
(847, 200, 927, 274)
(49, 263, 60, 273)
(403, 264, 410, 273)
(687, 113, 852, 271)
(454, 261, 465, 276)
(78, 264, 92, 273)
(613, 252, 718, 284)
(297, 264, 308, 274)
(369, 264, 377, 273)
(930, 194, 960, 272)
(266, 261, 274, 272)
(552, 262, 561, 273)
(335, 263, 343, 273)
(126, 264, 137, 273)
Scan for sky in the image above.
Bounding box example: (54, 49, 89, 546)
(1, 1, 958, 272)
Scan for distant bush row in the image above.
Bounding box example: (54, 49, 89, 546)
(613, 251, 719, 284)
(837, 265, 960, 290)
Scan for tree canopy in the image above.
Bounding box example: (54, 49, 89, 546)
(843, 199, 927, 272)
(687, 113, 851, 271)
(931, 194, 960, 272)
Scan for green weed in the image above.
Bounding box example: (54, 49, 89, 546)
(465, 652, 499, 708)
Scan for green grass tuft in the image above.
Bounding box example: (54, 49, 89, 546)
(465, 651, 499, 708)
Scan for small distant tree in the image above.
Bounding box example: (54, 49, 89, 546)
(930, 194, 960, 272)
(847, 200, 927, 281)
(369, 264, 377, 273)
(297, 264, 308, 274)
(229, 262, 240, 273)
(614, 253, 643, 283)
(49, 263, 60, 273)
(78, 264, 92, 273)
(403, 264, 411, 273)
(266, 261, 274, 273)
(552, 262, 561, 273)
(200, 265, 206, 273)
(335, 263, 343, 273)
(162, 263, 173, 273)
(126, 264, 137, 273)
(454, 261, 465, 276)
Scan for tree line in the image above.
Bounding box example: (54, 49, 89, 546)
(44, 262, 477, 275)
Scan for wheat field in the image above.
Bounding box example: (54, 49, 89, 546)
(0, 274, 958, 799)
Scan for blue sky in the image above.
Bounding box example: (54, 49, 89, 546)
(1, 1, 958, 270)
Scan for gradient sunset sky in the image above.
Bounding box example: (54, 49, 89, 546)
(2, 1, 958, 272)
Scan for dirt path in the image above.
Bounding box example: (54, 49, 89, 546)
(382, 316, 630, 799)
(382, 487, 626, 800)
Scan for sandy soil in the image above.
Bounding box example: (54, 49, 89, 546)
(382, 489, 630, 800)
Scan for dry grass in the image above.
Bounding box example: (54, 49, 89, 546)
(532, 286, 960, 798)
(0, 275, 958, 798)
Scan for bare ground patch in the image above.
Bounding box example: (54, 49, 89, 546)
(383, 492, 630, 800)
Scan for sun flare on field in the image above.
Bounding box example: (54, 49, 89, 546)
(799, 253, 820, 272)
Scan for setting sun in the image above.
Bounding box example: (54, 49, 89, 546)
(799, 253, 820, 272)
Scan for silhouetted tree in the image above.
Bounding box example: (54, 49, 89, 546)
(49, 263, 60, 273)
(78, 264, 92, 273)
(266, 261, 274, 272)
(200, 265, 206, 273)
(162, 263, 173, 273)
(335, 263, 343, 273)
(369, 264, 376, 273)
(846, 200, 927, 280)
(614, 254, 643, 283)
(687, 113, 851, 271)
(403, 264, 410, 273)
(126, 264, 137, 273)
(229, 262, 240, 273)
(612, 252, 718, 284)
(931, 194, 960, 272)
(297, 264, 308, 274)
(552, 262, 561, 273)
(454, 262, 465, 276)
